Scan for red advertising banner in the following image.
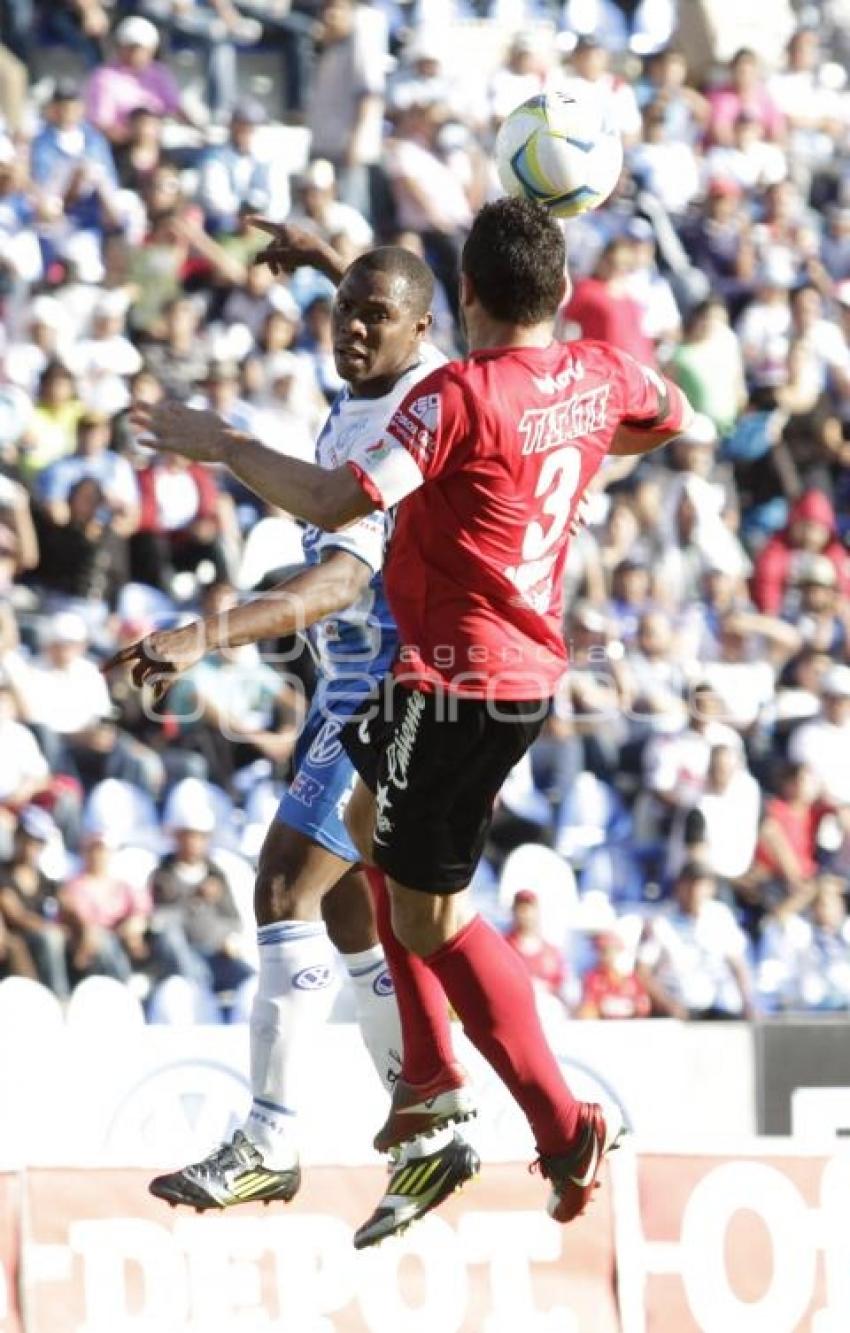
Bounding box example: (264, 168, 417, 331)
(0, 1174, 21, 1333)
(636, 1151, 850, 1333)
(22, 1165, 621, 1333)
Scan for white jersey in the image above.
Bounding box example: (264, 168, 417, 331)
(302, 343, 446, 689)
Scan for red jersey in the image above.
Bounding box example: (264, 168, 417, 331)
(581, 967, 651, 1020)
(563, 280, 657, 366)
(349, 340, 690, 699)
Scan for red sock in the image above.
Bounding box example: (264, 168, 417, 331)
(425, 915, 581, 1154)
(364, 866, 456, 1085)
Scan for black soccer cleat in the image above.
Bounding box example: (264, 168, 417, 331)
(353, 1133, 480, 1249)
(149, 1131, 301, 1211)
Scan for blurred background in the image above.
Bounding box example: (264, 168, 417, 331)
(1, 3, 850, 1329)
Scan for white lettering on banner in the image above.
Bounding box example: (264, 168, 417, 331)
(457, 1213, 580, 1333)
(358, 1218, 468, 1333)
(678, 1163, 817, 1332)
(518, 386, 610, 456)
(37, 1211, 580, 1333)
(70, 1219, 188, 1333)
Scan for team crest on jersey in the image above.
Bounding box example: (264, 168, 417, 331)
(408, 393, 440, 433)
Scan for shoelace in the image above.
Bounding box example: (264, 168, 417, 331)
(190, 1132, 260, 1179)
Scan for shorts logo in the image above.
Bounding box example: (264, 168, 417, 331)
(384, 691, 426, 793)
(372, 968, 395, 998)
(288, 772, 325, 808)
(293, 965, 333, 991)
(374, 781, 393, 843)
(306, 718, 344, 767)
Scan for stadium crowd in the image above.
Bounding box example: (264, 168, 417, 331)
(1, 0, 850, 1023)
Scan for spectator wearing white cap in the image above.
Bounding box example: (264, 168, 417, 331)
(198, 100, 291, 234)
(488, 32, 548, 127)
(287, 159, 373, 253)
(63, 292, 142, 416)
(0, 807, 69, 996)
(786, 554, 848, 655)
(147, 795, 253, 1009)
(30, 79, 123, 278)
(788, 665, 850, 806)
(84, 16, 183, 145)
(136, 0, 263, 121)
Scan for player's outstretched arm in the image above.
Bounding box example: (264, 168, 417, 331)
(102, 550, 372, 700)
(249, 218, 347, 286)
(130, 402, 374, 531)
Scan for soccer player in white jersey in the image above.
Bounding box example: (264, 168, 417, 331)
(106, 231, 478, 1246)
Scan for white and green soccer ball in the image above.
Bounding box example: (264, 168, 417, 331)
(495, 89, 624, 219)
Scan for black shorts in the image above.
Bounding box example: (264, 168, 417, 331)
(341, 677, 547, 894)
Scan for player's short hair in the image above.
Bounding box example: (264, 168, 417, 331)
(461, 198, 566, 326)
(347, 246, 434, 318)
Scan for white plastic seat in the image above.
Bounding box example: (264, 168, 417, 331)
(0, 977, 64, 1037)
(236, 516, 306, 591)
(84, 779, 162, 851)
(65, 976, 145, 1032)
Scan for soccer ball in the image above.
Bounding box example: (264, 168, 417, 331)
(495, 90, 624, 219)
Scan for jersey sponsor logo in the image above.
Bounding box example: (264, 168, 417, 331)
(292, 964, 333, 991)
(287, 771, 325, 808)
(505, 552, 557, 612)
(306, 718, 344, 767)
(532, 361, 585, 395)
(518, 385, 611, 455)
(386, 408, 435, 464)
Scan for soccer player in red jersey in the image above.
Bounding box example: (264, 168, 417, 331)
(132, 197, 695, 1229)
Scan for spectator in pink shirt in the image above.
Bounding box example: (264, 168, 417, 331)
(84, 16, 183, 146)
(708, 48, 785, 147)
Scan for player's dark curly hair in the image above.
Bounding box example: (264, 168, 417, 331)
(461, 198, 566, 325)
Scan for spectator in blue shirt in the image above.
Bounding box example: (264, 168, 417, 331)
(29, 79, 118, 237)
(197, 99, 290, 233)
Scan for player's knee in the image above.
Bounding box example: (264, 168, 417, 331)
(322, 874, 377, 954)
(344, 782, 375, 864)
(389, 893, 443, 958)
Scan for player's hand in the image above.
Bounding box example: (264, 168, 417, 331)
(569, 493, 591, 538)
(102, 624, 205, 703)
(248, 217, 337, 276)
(130, 401, 230, 465)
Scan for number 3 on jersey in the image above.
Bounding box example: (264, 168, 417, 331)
(522, 446, 582, 561)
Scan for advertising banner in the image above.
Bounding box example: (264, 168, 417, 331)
(22, 1166, 620, 1333)
(0, 1175, 21, 1333)
(628, 1148, 850, 1333)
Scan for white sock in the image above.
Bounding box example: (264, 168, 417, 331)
(244, 920, 336, 1169)
(342, 945, 403, 1096)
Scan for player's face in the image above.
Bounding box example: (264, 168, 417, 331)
(332, 269, 430, 392)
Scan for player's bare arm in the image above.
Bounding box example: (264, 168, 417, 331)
(248, 217, 348, 285)
(102, 548, 371, 699)
(130, 402, 373, 532)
